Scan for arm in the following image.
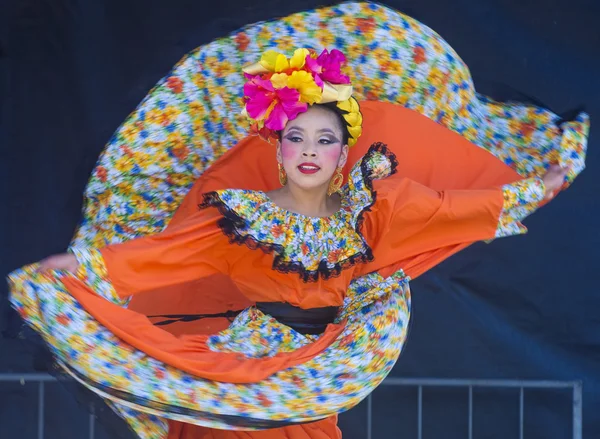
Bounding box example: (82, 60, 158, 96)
(39, 208, 233, 302)
(359, 165, 566, 279)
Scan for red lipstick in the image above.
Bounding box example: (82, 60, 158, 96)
(298, 162, 320, 174)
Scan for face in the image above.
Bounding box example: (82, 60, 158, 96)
(277, 105, 348, 193)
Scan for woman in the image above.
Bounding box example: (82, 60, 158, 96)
(8, 3, 588, 439)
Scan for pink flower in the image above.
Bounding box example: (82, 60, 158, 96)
(304, 49, 350, 86)
(244, 75, 307, 130)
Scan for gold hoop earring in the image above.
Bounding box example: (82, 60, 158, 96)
(328, 167, 344, 196)
(278, 163, 288, 186)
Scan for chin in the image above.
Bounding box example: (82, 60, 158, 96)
(288, 176, 331, 192)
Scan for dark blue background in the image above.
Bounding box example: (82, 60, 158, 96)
(1, 1, 598, 438)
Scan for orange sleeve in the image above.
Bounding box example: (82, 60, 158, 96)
(359, 176, 545, 279)
(72, 207, 233, 300)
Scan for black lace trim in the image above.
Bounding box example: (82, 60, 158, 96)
(198, 142, 398, 283)
(353, 142, 399, 245)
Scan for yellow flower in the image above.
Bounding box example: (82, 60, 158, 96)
(289, 48, 309, 69)
(402, 77, 419, 94)
(504, 189, 518, 207)
(270, 72, 289, 89)
(428, 67, 445, 88)
(277, 36, 294, 52)
(191, 72, 206, 89)
(315, 28, 335, 47)
(115, 158, 134, 174)
(120, 125, 139, 143)
(287, 70, 322, 104)
(260, 50, 289, 72)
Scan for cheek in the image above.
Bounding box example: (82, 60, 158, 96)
(280, 141, 296, 160)
(321, 146, 342, 167)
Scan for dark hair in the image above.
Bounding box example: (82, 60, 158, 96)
(278, 103, 350, 145)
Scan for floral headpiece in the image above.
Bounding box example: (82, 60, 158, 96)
(242, 48, 363, 147)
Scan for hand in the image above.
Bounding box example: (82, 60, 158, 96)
(542, 165, 569, 200)
(38, 253, 79, 273)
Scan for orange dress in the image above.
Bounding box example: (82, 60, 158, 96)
(9, 101, 575, 439)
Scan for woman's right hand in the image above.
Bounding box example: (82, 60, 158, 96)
(38, 253, 79, 273)
(542, 164, 569, 200)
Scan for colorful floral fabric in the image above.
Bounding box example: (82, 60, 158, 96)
(497, 177, 546, 238)
(70, 1, 589, 251)
(206, 307, 320, 357)
(9, 262, 410, 432)
(71, 247, 129, 306)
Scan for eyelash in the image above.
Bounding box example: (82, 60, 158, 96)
(286, 136, 335, 145)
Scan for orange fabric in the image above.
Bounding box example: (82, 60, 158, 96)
(130, 101, 521, 333)
(167, 416, 341, 439)
(54, 100, 527, 438)
(60, 102, 521, 382)
(100, 208, 233, 297)
(171, 100, 520, 222)
(62, 275, 346, 383)
(358, 177, 504, 278)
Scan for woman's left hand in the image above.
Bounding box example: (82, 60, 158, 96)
(37, 253, 79, 273)
(542, 165, 569, 200)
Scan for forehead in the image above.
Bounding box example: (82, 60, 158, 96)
(284, 106, 341, 133)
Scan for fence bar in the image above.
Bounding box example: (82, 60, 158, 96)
(384, 378, 578, 389)
(0, 374, 61, 382)
(89, 403, 96, 439)
(366, 394, 372, 439)
(417, 385, 423, 439)
(2, 374, 579, 388)
(519, 387, 524, 439)
(573, 382, 583, 439)
(0, 374, 582, 439)
(468, 386, 473, 439)
(37, 381, 44, 439)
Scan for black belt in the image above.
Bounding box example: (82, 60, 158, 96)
(255, 302, 339, 335)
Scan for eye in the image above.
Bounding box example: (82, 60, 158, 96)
(285, 135, 303, 143)
(319, 137, 337, 145)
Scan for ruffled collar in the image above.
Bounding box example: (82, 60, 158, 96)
(199, 143, 398, 282)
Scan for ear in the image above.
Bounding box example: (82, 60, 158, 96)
(275, 140, 283, 164)
(338, 144, 349, 168)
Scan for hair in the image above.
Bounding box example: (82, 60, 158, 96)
(278, 103, 350, 146)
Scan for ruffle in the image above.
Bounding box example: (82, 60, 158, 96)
(199, 142, 398, 282)
(9, 262, 411, 430)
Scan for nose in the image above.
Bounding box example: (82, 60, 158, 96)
(301, 142, 317, 158)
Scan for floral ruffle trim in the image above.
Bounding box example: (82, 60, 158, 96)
(199, 142, 398, 282)
(199, 191, 375, 282)
(350, 141, 399, 237)
(494, 177, 546, 238)
(71, 247, 131, 307)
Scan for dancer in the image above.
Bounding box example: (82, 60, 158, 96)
(8, 3, 588, 439)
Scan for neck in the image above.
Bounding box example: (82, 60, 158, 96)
(279, 183, 334, 217)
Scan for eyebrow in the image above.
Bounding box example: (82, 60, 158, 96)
(285, 127, 338, 135)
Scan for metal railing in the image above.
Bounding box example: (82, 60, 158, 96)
(0, 374, 582, 439)
(366, 378, 582, 439)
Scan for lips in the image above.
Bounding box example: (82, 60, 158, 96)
(298, 162, 321, 175)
